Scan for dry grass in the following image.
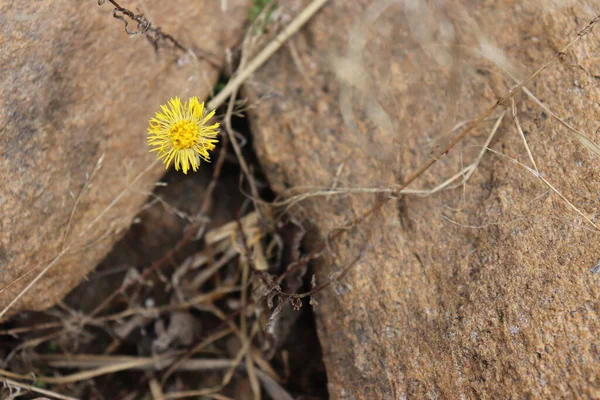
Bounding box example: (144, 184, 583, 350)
(2, 1, 600, 399)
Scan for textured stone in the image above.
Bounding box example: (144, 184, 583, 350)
(246, 0, 600, 398)
(0, 0, 249, 317)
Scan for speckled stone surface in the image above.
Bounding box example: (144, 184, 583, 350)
(246, 0, 600, 397)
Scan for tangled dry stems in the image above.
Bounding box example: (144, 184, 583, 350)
(2, 1, 600, 399)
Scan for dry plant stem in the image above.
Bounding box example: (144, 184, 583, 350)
(207, 304, 278, 384)
(289, 252, 362, 299)
(258, 113, 505, 214)
(0, 378, 78, 400)
(100, 0, 223, 68)
(485, 148, 598, 230)
(233, 210, 333, 308)
(159, 299, 262, 387)
(239, 236, 261, 399)
(162, 388, 221, 398)
(207, 0, 330, 110)
(520, 86, 600, 156)
(288, 40, 314, 86)
(511, 98, 538, 171)
(234, 215, 280, 297)
(162, 323, 260, 400)
(245, 333, 261, 400)
(40, 355, 286, 398)
(90, 130, 231, 317)
(202, 130, 232, 216)
(0, 250, 67, 320)
(0, 355, 171, 384)
(276, 12, 600, 284)
(41, 355, 237, 371)
(149, 376, 165, 400)
(222, 322, 260, 388)
(160, 326, 234, 384)
(223, 1, 287, 223)
(462, 111, 506, 182)
(19, 332, 63, 355)
(0, 331, 232, 385)
(190, 247, 238, 290)
(222, 49, 263, 221)
(96, 286, 238, 322)
(158, 307, 264, 395)
(487, 46, 600, 157)
(61, 154, 104, 250)
(0, 322, 63, 336)
(86, 160, 160, 232)
(250, 347, 284, 383)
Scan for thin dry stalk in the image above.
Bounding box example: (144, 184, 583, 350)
(276, 11, 600, 285)
(239, 253, 261, 400)
(249, 348, 284, 383)
(485, 148, 598, 230)
(207, 0, 330, 110)
(0, 355, 169, 384)
(0, 250, 68, 320)
(0, 322, 63, 336)
(149, 376, 165, 400)
(521, 86, 600, 156)
(222, 27, 264, 221)
(222, 322, 260, 387)
(511, 98, 538, 171)
(40, 354, 236, 371)
(253, 111, 503, 215)
(97, 286, 239, 321)
(161, 323, 260, 400)
(481, 43, 600, 156)
(160, 327, 234, 384)
(0, 326, 226, 385)
(0, 287, 236, 339)
(0, 377, 78, 400)
(461, 111, 506, 182)
(61, 154, 105, 250)
(90, 130, 232, 317)
(189, 247, 238, 290)
(287, 40, 314, 86)
(85, 160, 160, 233)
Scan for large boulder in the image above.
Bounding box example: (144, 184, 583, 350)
(0, 0, 250, 317)
(246, 0, 600, 398)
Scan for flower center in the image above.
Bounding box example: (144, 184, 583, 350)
(169, 120, 199, 149)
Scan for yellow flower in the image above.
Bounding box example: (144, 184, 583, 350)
(147, 97, 220, 174)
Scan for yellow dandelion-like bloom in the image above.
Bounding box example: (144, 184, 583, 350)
(147, 96, 220, 174)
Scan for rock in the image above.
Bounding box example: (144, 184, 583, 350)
(0, 0, 250, 317)
(246, 0, 600, 398)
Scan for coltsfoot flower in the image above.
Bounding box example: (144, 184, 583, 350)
(147, 97, 220, 174)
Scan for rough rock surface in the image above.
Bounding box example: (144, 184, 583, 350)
(246, 0, 600, 398)
(0, 0, 249, 317)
